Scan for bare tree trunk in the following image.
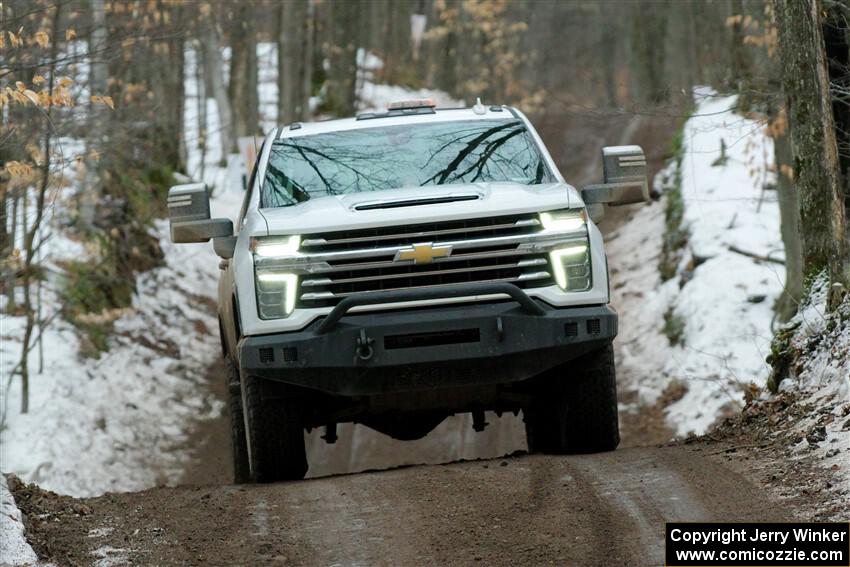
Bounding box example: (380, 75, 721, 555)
(777, 0, 849, 308)
(228, 2, 260, 146)
(89, 0, 108, 92)
(301, 0, 314, 120)
(687, 2, 704, 85)
(196, 40, 207, 180)
(277, 0, 297, 125)
(6, 193, 18, 312)
(150, 2, 186, 171)
(326, 0, 359, 115)
(36, 222, 44, 374)
(774, 123, 803, 321)
(200, 12, 233, 162)
(80, 0, 108, 232)
(628, 0, 670, 106)
(823, 2, 850, 228)
(174, 38, 188, 171)
(0, 188, 10, 311)
(19, 2, 62, 413)
(169, 37, 189, 172)
(599, 6, 618, 108)
(728, 0, 750, 92)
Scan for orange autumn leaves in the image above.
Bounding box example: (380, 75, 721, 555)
(1, 27, 113, 180)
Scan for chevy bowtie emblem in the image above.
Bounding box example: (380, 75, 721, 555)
(394, 242, 453, 264)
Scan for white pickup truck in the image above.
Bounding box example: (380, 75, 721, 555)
(168, 99, 649, 482)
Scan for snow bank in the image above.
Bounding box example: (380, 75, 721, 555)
(0, 45, 245, 497)
(0, 476, 38, 566)
(778, 276, 850, 492)
(610, 90, 785, 435)
(0, 183, 241, 497)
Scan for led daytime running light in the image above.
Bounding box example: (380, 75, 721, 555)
(256, 272, 298, 315)
(550, 244, 588, 290)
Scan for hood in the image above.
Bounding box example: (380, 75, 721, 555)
(256, 182, 580, 236)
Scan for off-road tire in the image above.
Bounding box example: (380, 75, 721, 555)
(242, 373, 308, 482)
(524, 343, 620, 454)
(225, 357, 250, 484)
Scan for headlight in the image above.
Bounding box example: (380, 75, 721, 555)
(540, 210, 591, 291)
(539, 209, 586, 232)
(550, 244, 591, 292)
(251, 235, 301, 257)
(252, 235, 301, 319)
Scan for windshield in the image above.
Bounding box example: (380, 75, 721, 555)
(261, 119, 556, 207)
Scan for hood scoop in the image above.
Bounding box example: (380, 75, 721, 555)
(353, 193, 481, 211)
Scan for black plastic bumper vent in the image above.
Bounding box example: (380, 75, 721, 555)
(587, 319, 601, 335)
(565, 322, 578, 337)
(259, 347, 275, 363)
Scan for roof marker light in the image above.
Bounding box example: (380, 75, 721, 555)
(387, 98, 436, 110)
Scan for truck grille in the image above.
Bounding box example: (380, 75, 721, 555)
(296, 213, 556, 308)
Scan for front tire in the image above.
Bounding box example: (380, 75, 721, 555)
(524, 343, 620, 454)
(225, 357, 251, 484)
(242, 373, 308, 482)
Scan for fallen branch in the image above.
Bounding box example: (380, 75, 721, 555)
(728, 245, 785, 265)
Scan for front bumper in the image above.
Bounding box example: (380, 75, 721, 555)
(238, 286, 617, 396)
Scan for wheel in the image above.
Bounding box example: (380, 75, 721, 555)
(242, 373, 308, 482)
(524, 343, 620, 454)
(225, 356, 250, 484)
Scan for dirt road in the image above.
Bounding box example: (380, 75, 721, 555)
(13, 443, 795, 567)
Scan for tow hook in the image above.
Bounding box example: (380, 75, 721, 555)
(356, 329, 374, 361)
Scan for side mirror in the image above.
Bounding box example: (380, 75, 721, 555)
(213, 236, 237, 259)
(581, 145, 649, 206)
(168, 183, 233, 243)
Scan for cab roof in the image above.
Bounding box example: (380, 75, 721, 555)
(275, 105, 519, 140)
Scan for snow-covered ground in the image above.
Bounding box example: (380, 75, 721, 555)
(0, 43, 251, 567)
(777, 275, 850, 493)
(0, 476, 38, 567)
(0, 46, 243, 499)
(607, 90, 846, 509)
(0, 186, 242, 496)
(610, 89, 785, 436)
